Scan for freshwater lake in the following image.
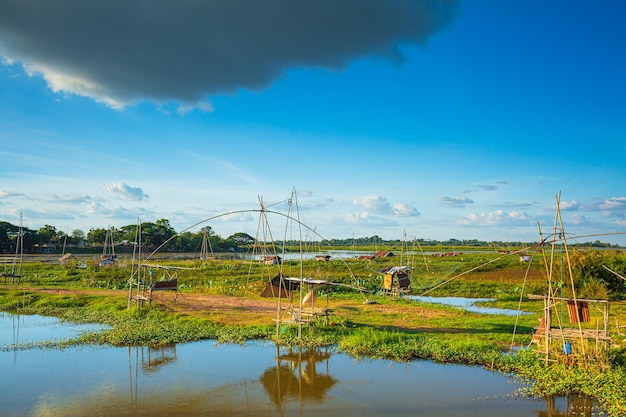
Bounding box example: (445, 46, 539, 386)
(0, 313, 606, 416)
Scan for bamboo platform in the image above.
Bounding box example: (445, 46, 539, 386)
(277, 308, 333, 326)
(539, 328, 611, 342)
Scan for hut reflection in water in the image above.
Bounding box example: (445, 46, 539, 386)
(261, 345, 335, 408)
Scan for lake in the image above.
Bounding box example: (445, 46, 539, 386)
(0, 313, 606, 416)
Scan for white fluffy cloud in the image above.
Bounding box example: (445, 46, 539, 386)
(352, 195, 419, 217)
(599, 197, 626, 217)
(582, 197, 626, 218)
(353, 195, 393, 215)
(393, 202, 420, 217)
(559, 199, 580, 211)
(457, 209, 529, 227)
(102, 182, 149, 201)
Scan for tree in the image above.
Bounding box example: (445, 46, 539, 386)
(570, 250, 626, 296)
(71, 229, 86, 241)
(38, 225, 59, 244)
(200, 225, 214, 236)
(141, 219, 177, 250)
(0, 221, 20, 253)
(87, 228, 109, 246)
(176, 231, 199, 253)
(228, 232, 255, 246)
(118, 224, 138, 243)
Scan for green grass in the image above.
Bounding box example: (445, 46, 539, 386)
(3, 253, 626, 415)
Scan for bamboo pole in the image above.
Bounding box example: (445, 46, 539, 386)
(556, 192, 586, 357)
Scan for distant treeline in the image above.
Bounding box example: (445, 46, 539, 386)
(0, 220, 618, 255)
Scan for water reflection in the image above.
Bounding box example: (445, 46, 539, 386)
(540, 396, 599, 417)
(0, 311, 107, 348)
(0, 312, 607, 416)
(128, 345, 178, 413)
(137, 345, 177, 372)
(261, 346, 335, 408)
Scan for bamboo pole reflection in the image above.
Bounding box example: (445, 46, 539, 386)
(537, 395, 598, 417)
(128, 345, 178, 416)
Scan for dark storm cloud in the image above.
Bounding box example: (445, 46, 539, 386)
(0, 0, 458, 108)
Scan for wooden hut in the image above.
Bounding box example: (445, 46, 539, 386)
(260, 274, 300, 298)
(379, 265, 411, 296)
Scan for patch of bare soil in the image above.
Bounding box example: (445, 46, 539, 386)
(160, 293, 280, 324)
(462, 269, 544, 282)
(174, 293, 277, 313)
(26, 287, 281, 324)
(7, 286, 452, 330)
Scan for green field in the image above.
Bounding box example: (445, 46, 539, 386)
(2, 248, 626, 415)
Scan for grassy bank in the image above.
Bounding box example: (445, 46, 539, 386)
(2, 252, 626, 415)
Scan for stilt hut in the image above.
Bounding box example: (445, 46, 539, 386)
(528, 294, 610, 361)
(525, 192, 613, 364)
(379, 266, 411, 296)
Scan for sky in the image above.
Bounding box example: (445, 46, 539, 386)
(1, 0, 625, 245)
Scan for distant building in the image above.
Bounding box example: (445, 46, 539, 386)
(100, 254, 117, 267)
(33, 244, 56, 254)
(260, 255, 282, 265)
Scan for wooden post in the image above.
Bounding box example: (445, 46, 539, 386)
(543, 297, 552, 364)
(604, 302, 610, 338)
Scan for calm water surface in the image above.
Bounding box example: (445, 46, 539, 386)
(409, 296, 529, 316)
(0, 314, 605, 417)
(0, 311, 107, 347)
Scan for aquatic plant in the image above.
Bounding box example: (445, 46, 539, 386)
(2, 252, 626, 415)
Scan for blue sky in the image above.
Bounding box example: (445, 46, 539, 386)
(1, 1, 625, 245)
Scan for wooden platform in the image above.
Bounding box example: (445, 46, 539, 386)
(277, 308, 333, 325)
(536, 328, 611, 342)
